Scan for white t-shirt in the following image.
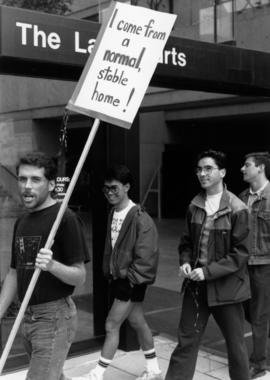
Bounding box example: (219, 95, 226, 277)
(205, 191, 223, 216)
(111, 200, 136, 248)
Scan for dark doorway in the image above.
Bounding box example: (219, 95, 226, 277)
(64, 121, 109, 348)
(162, 115, 270, 218)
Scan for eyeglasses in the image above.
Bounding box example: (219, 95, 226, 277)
(195, 166, 219, 175)
(102, 185, 120, 194)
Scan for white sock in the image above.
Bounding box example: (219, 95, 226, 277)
(143, 348, 160, 374)
(92, 356, 112, 378)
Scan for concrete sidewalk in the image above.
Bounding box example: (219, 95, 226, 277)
(2, 335, 270, 380)
(1, 219, 269, 380)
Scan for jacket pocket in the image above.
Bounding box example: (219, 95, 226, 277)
(214, 272, 247, 303)
(115, 249, 133, 276)
(258, 211, 270, 220)
(257, 211, 270, 250)
(214, 230, 230, 260)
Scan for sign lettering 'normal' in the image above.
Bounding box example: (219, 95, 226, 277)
(67, 2, 177, 129)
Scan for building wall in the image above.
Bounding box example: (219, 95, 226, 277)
(237, 6, 270, 51)
(0, 74, 76, 177)
(1, 1, 270, 218)
(173, 0, 270, 52)
(0, 75, 75, 113)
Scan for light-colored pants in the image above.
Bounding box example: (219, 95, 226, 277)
(21, 297, 77, 380)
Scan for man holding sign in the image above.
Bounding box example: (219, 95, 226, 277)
(0, 152, 89, 380)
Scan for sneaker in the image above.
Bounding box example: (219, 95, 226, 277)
(72, 370, 103, 380)
(135, 370, 163, 380)
(249, 367, 267, 379)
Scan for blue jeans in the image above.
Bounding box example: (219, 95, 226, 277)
(244, 265, 270, 370)
(21, 297, 77, 380)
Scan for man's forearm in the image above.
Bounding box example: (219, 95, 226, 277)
(49, 261, 86, 287)
(35, 249, 87, 287)
(0, 268, 17, 320)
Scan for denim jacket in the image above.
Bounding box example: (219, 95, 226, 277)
(239, 182, 270, 265)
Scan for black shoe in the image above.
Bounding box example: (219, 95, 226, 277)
(249, 367, 267, 379)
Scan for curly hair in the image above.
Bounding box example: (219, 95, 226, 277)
(16, 152, 57, 181)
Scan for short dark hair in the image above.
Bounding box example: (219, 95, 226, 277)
(245, 151, 270, 166)
(16, 152, 57, 181)
(197, 149, 227, 169)
(104, 164, 133, 187)
(245, 151, 270, 177)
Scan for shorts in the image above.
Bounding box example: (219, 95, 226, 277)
(111, 278, 147, 302)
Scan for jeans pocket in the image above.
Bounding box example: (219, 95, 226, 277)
(59, 299, 78, 344)
(66, 311, 77, 344)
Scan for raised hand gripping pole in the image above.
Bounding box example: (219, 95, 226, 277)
(0, 118, 100, 375)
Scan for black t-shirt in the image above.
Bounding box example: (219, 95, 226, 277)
(11, 203, 90, 305)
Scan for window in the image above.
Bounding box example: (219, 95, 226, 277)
(200, 0, 235, 44)
(130, 0, 174, 13)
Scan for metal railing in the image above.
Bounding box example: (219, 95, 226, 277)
(142, 164, 162, 220)
(0, 164, 20, 204)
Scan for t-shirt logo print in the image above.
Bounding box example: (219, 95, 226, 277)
(15, 236, 41, 269)
(111, 217, 124, 248)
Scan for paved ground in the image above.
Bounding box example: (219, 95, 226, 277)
(1, 218, 270, 378)
(1, 335, 270, 380)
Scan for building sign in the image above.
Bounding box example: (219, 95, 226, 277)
(0, 4, 187, 84)
(0, 5, 184, 72)
(55, 176, 70, 200)
(67, 2, 176, 129)
(0, 5, 99, 66)
(1, 5, 270, 95)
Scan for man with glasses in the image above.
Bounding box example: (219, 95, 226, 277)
(165, 149, 250, 380)
(240, 152, 270, 379)
(74, 164, 161, 380)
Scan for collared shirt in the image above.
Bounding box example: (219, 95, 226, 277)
(239, 182, 270, 265)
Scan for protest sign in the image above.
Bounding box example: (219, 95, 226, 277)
(67, 1, 177, 129)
